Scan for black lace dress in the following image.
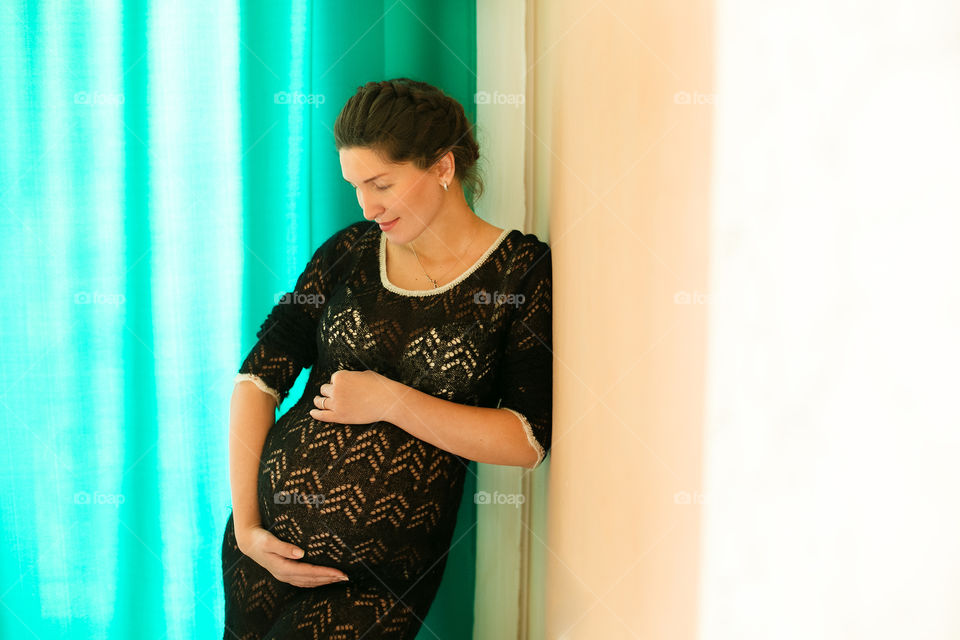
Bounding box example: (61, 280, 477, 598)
(221, 220, 552, 639)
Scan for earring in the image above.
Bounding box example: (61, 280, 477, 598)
(442, 182, 448, 191)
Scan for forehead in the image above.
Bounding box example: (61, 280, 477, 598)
(339, 147, 398, 179)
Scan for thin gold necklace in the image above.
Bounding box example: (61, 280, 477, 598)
(409, 224, 480, 289)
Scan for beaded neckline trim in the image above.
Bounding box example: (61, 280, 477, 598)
(379, 227, 513, 297)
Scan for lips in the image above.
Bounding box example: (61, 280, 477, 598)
(378, 218, 398, 231)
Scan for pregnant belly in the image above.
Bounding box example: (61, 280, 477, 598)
(256, 403, 467, 587)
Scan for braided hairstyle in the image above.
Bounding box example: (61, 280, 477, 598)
(334, 78, 484, 201)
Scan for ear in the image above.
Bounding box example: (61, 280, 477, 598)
(434, 149, 456, 185)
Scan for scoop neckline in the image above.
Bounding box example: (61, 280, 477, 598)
(379, 227, 513, 297)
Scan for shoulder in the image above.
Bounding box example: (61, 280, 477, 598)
(502, 229, 551, 278)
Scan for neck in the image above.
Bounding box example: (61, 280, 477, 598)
(405, 200, 482, 266)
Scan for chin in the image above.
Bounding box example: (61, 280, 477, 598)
(383, 222, 425, 245)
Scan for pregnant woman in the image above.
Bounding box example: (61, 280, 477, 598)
(221, 78, 553, 639)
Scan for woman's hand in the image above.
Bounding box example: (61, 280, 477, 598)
(310, 369, 399, 424)
(235, 524, 349, 588)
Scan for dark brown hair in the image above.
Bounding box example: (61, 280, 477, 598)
(333, 78, 484, 201)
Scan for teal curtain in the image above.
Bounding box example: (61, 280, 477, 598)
(0, 1, 477, 637)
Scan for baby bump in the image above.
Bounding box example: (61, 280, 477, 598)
(256, 406, 467, 585)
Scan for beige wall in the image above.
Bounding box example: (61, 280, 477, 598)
(527, 1, 960, 638)
(530, 1, 713, 637)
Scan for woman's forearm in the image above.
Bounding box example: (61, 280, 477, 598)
(229, 381, 277, 540)
(381, 380, 539, 469)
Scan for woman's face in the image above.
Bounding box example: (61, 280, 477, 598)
(339, 146, 446, 244)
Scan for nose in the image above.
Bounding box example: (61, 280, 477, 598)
(356, 190, 383, 221)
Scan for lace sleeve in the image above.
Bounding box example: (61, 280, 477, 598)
(235, 224, 360, 407)
(497, 241, 554, 469)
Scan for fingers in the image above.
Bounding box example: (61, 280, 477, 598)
(254, 524, 349, 587)
(269, 556, 350, 588)
(264, 534, 306, 560)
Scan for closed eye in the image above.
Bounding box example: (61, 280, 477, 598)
(350, 184, 390, 192)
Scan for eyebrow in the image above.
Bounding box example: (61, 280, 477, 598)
(344, 172, 388, 185)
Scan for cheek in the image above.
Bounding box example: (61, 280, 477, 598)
(397, 181, 434, 209)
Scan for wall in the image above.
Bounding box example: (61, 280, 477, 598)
(531, 1, 714, 637)
(699, 2, 960, 638)
(533, 1, 960, 638)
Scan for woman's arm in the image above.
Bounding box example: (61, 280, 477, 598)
(309, 370, 541, 469)
(383, 380, 541, 469)
(229, 380, 276, 548)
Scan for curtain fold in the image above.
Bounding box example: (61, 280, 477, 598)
(0, 1, 477, 637)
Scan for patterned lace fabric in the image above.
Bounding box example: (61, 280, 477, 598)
(222, 220, 553, 639)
